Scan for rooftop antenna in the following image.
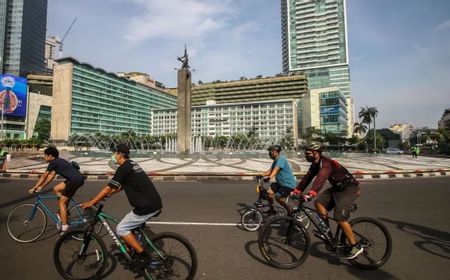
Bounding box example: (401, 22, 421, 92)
(59, 17, 78, 58)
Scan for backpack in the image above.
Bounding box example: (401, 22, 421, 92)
(71, 161, 80, 170)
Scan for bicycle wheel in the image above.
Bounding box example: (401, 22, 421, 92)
(7, 203, 47, 243)
(53, 229, 107, 280)
(340, 217, 392, 270)
(258, 215, 311, 269)
(143, 232, 197, 280)
(241, 209, 263, 231)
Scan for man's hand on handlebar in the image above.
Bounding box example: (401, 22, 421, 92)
(263, 176, 271, 182)
(81, 201, 94, 209)
(290, 189, 315, 202)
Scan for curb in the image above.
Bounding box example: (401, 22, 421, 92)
(1, 170, 449, 181)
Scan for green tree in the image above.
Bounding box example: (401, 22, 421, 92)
(33, 118, 51, 143)
(353, 122, 367, 136)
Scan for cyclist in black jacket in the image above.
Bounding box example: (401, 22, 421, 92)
(291, 142, 362, 259)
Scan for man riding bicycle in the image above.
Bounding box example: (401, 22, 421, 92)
(291, 142, 363, 259)
(262, 145, 297, 216)
(81, 143, 162, 270)
(28, 146, 85, 234)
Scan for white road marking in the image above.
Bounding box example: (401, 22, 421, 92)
(147, 221, 239, 226)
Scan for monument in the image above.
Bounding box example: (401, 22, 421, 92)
(176, 46, 192, 153)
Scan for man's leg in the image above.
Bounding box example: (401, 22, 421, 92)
(58, 195, 70, 230)
(338, 220, 356, 245)
(53, 181, 66, 197)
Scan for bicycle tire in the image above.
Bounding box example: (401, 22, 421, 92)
(340, 217, 392, 270)
(53, 229, 107, 280)
(143, 231, 198, 280)
(7, 203, 47, 243)
(241, 209, 263, 231)
(258, 215, 311, 269)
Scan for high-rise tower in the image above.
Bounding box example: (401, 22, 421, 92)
(0, 0, 47, 77)
(281, 0, 353, 134)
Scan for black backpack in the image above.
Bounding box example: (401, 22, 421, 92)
(71, 161, 80, 170)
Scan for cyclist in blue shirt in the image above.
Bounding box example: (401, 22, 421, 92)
(262, 145, 297, 215)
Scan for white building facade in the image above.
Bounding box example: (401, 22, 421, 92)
(151, 99, 298, 142)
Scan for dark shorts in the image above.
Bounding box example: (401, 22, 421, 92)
(270, 182, 294, 198)
(61, 178, 85, 198)
(315, 185, 360, 221)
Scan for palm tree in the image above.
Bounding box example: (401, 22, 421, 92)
(353, 122, 367, 136)
(368, 107, 379, 152)
(358, 106, 372, 151)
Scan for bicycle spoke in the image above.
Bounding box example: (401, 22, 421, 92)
(144, 232, 197, 280)
(344, 217, 392, 270)
(7, 204, 47, 243)
(54, 230, 107, 280)
(258, 216, 311, 269)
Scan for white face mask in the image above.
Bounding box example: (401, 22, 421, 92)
(111, 154, 118, 164)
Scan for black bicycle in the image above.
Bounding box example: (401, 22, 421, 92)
(258, 196, 392, 270)
(53, 203, 197, 280)
(241, 176, 309, 231)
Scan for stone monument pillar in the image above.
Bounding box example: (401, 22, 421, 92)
(176, 46, 192, 153)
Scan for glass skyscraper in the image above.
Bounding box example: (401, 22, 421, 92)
(281, 0, 353, 135)
(0, 0, 47, 77)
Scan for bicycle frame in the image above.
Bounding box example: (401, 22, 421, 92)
(32, 195, 85, 227)
(295, 204, 344, 250)
(89, 207, 165, 262)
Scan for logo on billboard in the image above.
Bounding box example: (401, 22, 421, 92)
(0, 74, 27, 118)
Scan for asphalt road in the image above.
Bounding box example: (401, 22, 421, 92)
(1, 177, 449, 280)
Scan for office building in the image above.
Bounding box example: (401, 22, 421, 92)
(188, 74, 307, 106)
(51, 57, 177, 141)
(299, 86, 348, 134)
(0, 0, 47, 76)
(151, 99, 298, 142)
(26, 73, 52, 139)
(45, 36, 60, 73)
(281, 0, 353, 133)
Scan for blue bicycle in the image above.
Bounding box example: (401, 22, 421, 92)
(7, 193, 101, 243)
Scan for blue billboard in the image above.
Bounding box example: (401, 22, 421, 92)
(0, 74, 27, 118)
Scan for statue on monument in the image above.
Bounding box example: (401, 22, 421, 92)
(177, 45, 190, 69)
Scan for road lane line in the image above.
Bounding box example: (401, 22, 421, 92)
(147, 221, 239, 226)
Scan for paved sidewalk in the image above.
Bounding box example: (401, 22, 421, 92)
(2, 152, 450, 181)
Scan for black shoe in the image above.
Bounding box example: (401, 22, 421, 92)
(344, 244, 363, 259)
(128, 251, 152, 271)
(264, 209, 277, 216)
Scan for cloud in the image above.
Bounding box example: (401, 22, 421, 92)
(124, 0, 236, 44)
(433, 19, 450, 30)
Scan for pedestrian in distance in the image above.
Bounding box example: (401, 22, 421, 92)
(261, 144, 297, 216)
(411, 146, 417, 158)
(81, 143, 163, 270)
(28, 146, 85, 234)
(0, 144, 8, 171)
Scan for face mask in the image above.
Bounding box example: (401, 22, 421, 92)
(111, 154, 118, 164)
(305, 155, 315, 162)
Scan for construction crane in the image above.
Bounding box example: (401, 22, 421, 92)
(59, 17, 78, 58)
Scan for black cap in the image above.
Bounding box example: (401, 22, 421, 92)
(112, 143, 130, 157)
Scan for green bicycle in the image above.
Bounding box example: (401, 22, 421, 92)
(53, 203, 198, 280)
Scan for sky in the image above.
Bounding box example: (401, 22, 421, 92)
(47, 0, 450, 129)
